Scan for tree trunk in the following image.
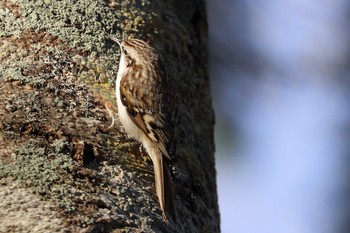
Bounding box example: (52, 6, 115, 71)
(0, 1, 219, 232)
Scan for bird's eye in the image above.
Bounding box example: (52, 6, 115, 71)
(124, 50, 128, 55)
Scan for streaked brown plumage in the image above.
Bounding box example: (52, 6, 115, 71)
(111, 38, 177, 222)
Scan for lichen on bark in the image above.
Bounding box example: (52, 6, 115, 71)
(0, 0, 219, 232)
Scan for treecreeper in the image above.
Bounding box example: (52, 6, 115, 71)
(111, 38, 178, 222)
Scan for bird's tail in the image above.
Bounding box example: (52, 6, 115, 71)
(152, 151, 176, 222)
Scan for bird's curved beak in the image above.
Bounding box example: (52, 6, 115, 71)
(110, 37, 121, 48)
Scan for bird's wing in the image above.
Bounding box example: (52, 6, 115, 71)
(119, 64, 177, 160)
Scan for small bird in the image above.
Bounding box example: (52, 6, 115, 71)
(111, 38, 177, 222)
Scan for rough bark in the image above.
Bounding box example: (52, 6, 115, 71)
(0, 0, 219, 232)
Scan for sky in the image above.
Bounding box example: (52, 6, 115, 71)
(207, 1, 350, 232)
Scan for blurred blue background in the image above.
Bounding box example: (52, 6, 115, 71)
(207, 1, 350, 233)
